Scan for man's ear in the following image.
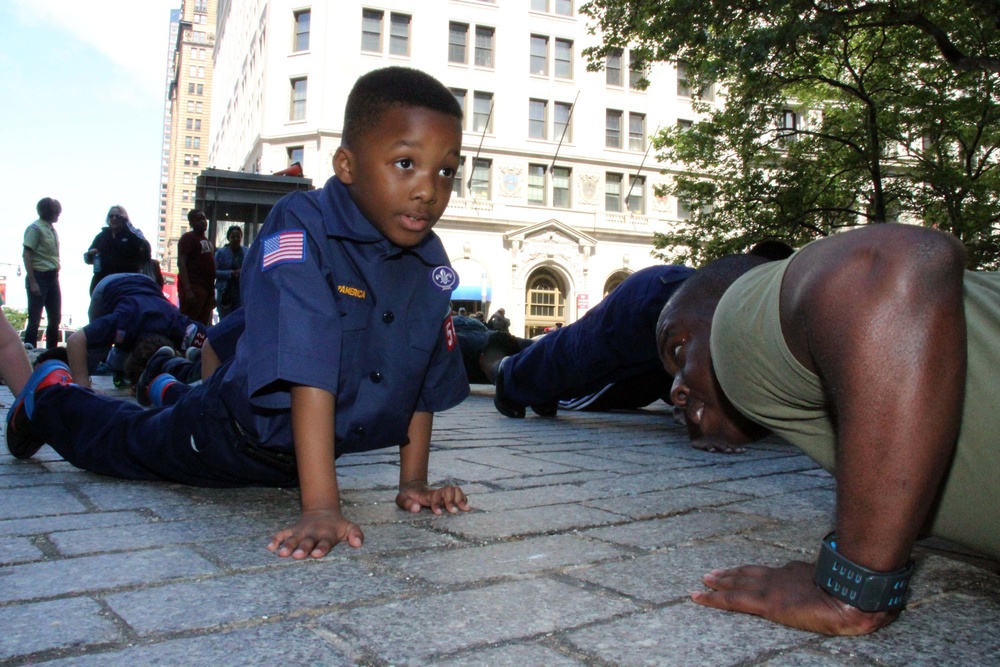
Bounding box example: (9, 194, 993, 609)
(333, 146, 354, 184)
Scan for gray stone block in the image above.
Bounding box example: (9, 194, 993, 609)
(569, 537, 799, 603)
(565, 602, 812, 666)
(0, 598, 122, 661)
(442, 503, 625, 541)
(38, 622, 356, 666)
(383, 533, 627, 584)
(105, 559, 410, 635)
(583, 510, 768, 551)
(320, 578, 636, 665)
(0, 547, 219, 602)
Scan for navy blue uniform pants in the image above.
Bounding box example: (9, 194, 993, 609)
(31, 372, 298, 488)
(498, 266, 693, 408)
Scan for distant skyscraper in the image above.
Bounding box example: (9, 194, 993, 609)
(159, 0, 217, 273)
(157, 8, 181, 260)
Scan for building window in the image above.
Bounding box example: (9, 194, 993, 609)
(452, 158, 465, 197)
(185, 136, 192, 148)
(198, 66, 204, 78)
(193, 155, 200, 166)
(288, 145, 304, 166)
(528, 164, 546, 205)
(475, 26, 494, 68)
(189, 65, 197, 77)
(361, 8, 383, 52)
(193, 137, 201, 149)
(389, 13, 410, 56)
(677, 61, 692, 97)
(605, 172, 622, 211)
(184, 154, 191, 166)
(629, 51, 644, 89)
(186, 118, 193, 130)
(531, 0, 547, 9)
(188, 82, 195, 94)
(196, 101, 203, 113)
(606, 48, 622, 86)
(629, 112, 646, 151)
(678, 198, 692, 220)
(627, 175, 645, 213)
(473, 92, 493, 133)
(471, 158, 491, 198)
(451, 88, 466, 118)
(554, 101, 572, 142)
(290, 77, 307, 120)
(552, 166, 571, 207)
(294, 10, 311, 52)
(449, 22, 468, 64)
(554, 38, 573, 79)
(555, 0, 572, 15)
(529, 99, 547, 140)
(606, 110, 622, 148)
(197, 84, 203, 95)
(780, 109, 799, 144)
(530, 35, 548, 75)
(678, 118, 693, 130)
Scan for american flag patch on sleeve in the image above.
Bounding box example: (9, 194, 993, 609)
(261, 231, 306, 270)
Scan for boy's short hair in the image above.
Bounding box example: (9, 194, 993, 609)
(342, 67, 463, 149)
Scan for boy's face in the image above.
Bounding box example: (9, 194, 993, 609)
(334, 106, 462, 248)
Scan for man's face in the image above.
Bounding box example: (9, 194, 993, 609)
(658, 304, 763, 445)
(108, 209, 126, 233)
(334, 106, 462, 248)
(191, 214, 208, 234)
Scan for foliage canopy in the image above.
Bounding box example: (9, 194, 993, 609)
(582, 0, 1000, 268)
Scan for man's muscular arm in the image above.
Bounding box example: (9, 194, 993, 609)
(694, 224, 967, 634)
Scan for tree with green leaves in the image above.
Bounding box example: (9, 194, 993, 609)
(3, 307, 28, 334)
(582, 0, 1000, 268)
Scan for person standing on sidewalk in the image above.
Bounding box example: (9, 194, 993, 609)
(22, 197, 62, 350)
(177, 209, 216, 325)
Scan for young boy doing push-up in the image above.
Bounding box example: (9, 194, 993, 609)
(6, 66, 471, 558)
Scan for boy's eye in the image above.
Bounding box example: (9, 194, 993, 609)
(395, 158, 413, 169)
(439, 167, 456, 178)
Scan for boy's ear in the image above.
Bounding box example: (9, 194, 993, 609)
(333, 146, 355, 184)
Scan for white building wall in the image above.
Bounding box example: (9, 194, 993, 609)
(210, 0, 708, 336)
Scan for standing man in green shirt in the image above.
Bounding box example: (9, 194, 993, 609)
(23, 197, 62, 349)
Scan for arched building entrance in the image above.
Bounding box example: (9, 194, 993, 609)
(603, 270, 631, 297)
(524, 267, 566, 337)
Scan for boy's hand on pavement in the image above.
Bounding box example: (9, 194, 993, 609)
(690, 560, 895, 635)
(268, 508, 363, 559)
(396, 481, 471, 515)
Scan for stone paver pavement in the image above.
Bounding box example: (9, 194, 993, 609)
(1, 379, 998, 666)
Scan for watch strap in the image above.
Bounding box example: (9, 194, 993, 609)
(813, 532, 913, 612)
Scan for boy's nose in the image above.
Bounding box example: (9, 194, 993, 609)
(411, 172, 437, 203)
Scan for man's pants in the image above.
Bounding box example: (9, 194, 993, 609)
(25, 270, 61, 349)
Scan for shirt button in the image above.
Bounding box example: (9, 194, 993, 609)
(382, 311, 394, 323)
(370, 371, 382, 383)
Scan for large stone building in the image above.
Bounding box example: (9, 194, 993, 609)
(208, 0, 708, 336)
(159, 0, 218, 272)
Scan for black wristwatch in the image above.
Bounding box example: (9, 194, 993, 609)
(813, 532, 914, 612)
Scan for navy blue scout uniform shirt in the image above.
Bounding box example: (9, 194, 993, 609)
(219, 177, 469, 457)
(83, 273, 199, 351)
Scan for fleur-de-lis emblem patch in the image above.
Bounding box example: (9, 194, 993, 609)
(429, 266, 458, 292)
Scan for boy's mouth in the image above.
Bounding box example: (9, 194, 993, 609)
(400, 213, 431, 231)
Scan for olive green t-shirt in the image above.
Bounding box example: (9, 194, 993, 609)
(711, 259, 1000, 559)
(23, 219, 61, 271)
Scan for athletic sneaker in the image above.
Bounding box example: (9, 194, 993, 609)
(136, 346, 179, 407)
(5, 360, 73, 459)
(492, 359, 526, 418)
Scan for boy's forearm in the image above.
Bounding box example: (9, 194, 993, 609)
(66, 332, 92, 388)
(290, 385, 341, 512)
(399, 411, 433, 488)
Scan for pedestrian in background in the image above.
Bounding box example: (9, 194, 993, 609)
(22, 197, 62, 349)
(214, 225, 247, 319)
(84, 205, 151, 295)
